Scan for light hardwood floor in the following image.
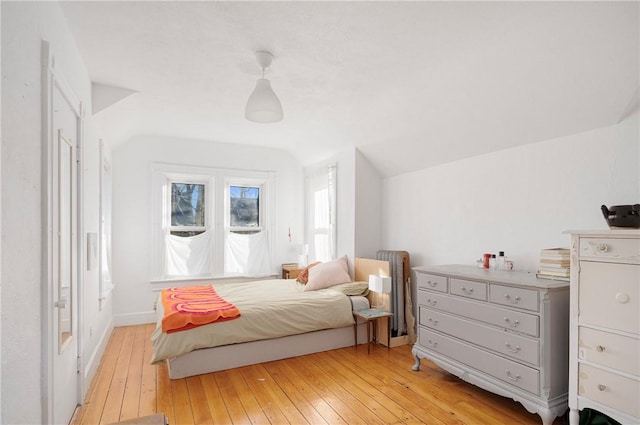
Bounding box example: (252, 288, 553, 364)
(72, 324, 564, 425)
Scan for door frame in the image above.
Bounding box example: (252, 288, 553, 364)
(41, 39, 85, 424)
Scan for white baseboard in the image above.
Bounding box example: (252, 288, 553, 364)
(82, 317, 114, 399)
(114, 310, 156, 327)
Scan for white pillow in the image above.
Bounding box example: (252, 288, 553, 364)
(304, 255, 351, 291)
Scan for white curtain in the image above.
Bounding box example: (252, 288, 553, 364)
(224, 231, 271, 276)
(306, 165, 336, 262)
(165, 231, 213, 276)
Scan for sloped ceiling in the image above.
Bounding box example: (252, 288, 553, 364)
(60, 1, 639, 177)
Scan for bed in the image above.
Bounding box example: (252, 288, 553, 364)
(151, 257, 390, 379)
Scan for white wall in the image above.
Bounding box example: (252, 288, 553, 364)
(382, 109, 639, 279)
(355, 150, 383, 259)
(1, 2, 111, 422)
(111, 135, 304, 325)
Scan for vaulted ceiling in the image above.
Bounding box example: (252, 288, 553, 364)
(60, 1, 639, 177)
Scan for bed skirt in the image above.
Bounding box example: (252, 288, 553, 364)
(167, 322, 370, 379)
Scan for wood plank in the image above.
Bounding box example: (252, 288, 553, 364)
(199, 373, 233, 424)
(170, 378, 194, 424)
(119, 325, 146, 421)
(224, 367, 271, 425)
(261, 360, 331, 425)
(100, 326, 135, 424)
(312, 350, 424, 424)
(215, 370, 251, 425)
(237, 365, 293, 425)
(138, 323, 157, 417)
(75, 327, 126, 425)
(156, 363, 175, 425)
(73, 325, 566, 425)
(185, 376, 213, 425)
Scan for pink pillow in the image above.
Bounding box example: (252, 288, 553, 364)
(304, 256, 351, 291)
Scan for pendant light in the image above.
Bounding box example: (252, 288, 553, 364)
(245, 51, 283, 123)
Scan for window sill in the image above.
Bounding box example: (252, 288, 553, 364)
(149, 274, 278, 290)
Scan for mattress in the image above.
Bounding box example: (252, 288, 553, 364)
(151, 279, 361, 363)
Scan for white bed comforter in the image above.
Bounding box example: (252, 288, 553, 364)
(151, 279, 355, 363)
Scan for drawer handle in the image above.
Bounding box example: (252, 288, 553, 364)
(504, 342, 521, 353)
(505, 370, 521, 381)
(596, 345, 605, 353)
(597, 384, 607, 392)
(503, 317, 520, 328)
(504, 294, 521, 304)
(615, 292, 630, 304)
(597, 243, 608, 253)
(427, 280, 438, 287)
(427, 339, 438, 348)
(460, 286, 474, 294)
(427, 317, 438, 326)
(426, 298, 437, 306)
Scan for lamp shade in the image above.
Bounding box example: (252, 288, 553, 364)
(245, 78, 283, 123)
(368, 274, 392, 293)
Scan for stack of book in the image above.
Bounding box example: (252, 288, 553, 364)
(536, 248, 570, 281)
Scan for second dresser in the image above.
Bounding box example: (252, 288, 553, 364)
(412, 265, 570, 425)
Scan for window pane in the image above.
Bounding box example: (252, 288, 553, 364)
(171, 183, 205, 227)
(230, 186, 260, 227)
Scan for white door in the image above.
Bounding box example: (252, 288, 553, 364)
(44, 43, 83, 423)
(53, 128, 79, 425)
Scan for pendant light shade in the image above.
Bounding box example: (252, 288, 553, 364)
(245, 78, 283, 123)
(245, 51, 283, 123)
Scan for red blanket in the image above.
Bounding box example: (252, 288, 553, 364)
(161, 285, 241, 333)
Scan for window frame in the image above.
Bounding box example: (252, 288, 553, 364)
(151, 163, 276, 281)
(168, 178, 211, 236)
(224, 178, 266, 233)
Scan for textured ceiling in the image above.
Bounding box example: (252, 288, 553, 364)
(60, 1, 639, 177)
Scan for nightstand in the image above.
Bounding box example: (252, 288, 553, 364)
(281, 264, 303, 279)
(353, 308, 393, 354)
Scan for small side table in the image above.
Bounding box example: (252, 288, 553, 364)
(281, 264, 303, 279)
(353, 308, 393, 354)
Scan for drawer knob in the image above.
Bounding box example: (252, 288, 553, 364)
(505, 370, 521, 381)
(596, 345, 605, 353)
(427, 280, 437, 287)
(426, 298, 437, 306)
(460, 286, 474, 294)
(597, 243, 608, 253)
(504, 294, 521, 304)
(504, 342, 521, 353)
(503, 317, 520, 328)
(597, 384, 607, 392)
(428, 317, 438, 326)
(615, 292, 630, 304)
(427, 339, 438, 348)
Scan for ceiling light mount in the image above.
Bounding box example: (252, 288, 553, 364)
(245, 50, 283, 123)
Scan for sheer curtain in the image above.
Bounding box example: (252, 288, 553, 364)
(306, 164, 337, 262)
(165, 231, 213, 276)
(224, 231, 271, 276)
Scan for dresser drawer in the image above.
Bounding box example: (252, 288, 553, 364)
(579, 327, 639, 376)
(417, 290, 539, 337)
(580, 237, 640, 262)
(578, 363, 640, 418)
(418, 328, 540, 395)
(490, 284, 539, 312)
(450, 278, 487, 301)
(419, 308, 540, 366)
(416, 272, 448, 293)
(579, 262, 639, 335)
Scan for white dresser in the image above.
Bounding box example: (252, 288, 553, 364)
(412, 265, 570, 425)
(567, 230, 640, 425)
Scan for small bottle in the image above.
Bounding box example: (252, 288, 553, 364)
(483, 253, 491, 268)
(498, 251, 505, 270)
(490, 254, 497, 269)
